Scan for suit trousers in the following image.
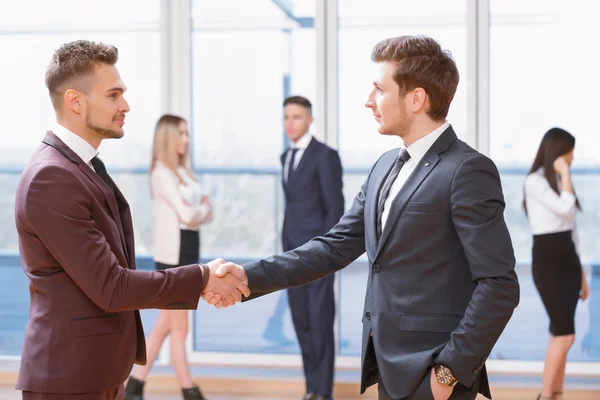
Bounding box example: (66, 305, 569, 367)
(22, 384, 124, 400)
(288, 274, 336, 397)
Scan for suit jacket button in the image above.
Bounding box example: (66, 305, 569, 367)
(365, 311, 370, 320)
(372, 264, 381, 272)
(473, 369, 479, 374)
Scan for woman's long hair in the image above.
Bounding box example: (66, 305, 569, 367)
(150, 114, 196, 187)
(523, 127, 581, 213)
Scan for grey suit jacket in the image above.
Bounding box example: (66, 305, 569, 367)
(244, 126, 519, 399)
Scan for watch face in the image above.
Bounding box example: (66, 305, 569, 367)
(436, 366, 454, 385)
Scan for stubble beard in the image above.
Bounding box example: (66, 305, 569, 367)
(85, 108, 124, 139)
(379, 116, 410, 138)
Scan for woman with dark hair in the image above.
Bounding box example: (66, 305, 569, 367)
(524, 127, 590, 400)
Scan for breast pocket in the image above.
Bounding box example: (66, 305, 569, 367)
(71, 314, 121, 337)
(403, 201, 442, 214)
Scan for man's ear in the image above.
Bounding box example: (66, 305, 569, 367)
(64, 89, 83, 115)
(410, 87, 428, 113)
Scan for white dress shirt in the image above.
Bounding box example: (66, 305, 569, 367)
(380, 121, 450, 231)
(284, 132, 312, 183)
(524, 168, 579, 251)
(52, 123, 99, 171)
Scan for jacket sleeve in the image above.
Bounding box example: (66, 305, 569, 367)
(243, 172, 368, 300)
(24, 164, 204, 312)
(318, 148, 345, 231)
(434, 154, 520, 387)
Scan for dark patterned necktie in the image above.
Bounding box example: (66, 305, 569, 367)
(376, 149, 411, 240)
(286, 148, 299, 183)
(91, 156, 114, 192)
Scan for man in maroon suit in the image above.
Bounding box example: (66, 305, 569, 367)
(14, 40, 249, 399)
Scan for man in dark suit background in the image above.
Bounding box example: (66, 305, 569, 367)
(278, 96, 344, 400)
(209, 36, 520, 400)
(15, 40, 248, 399)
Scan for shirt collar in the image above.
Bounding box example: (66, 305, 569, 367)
(290, 132, 312, 150)
(52, 123, 99, 165)
(403, 121, 450, 163)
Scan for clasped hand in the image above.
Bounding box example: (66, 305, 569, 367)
(201, 258, 249, 308)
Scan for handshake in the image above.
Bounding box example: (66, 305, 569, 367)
(200, 258, 250, 308)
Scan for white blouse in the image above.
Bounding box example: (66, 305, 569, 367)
(524, 169, 579, 251)
(151, 162, 213, 265)
(176, 167, 204, 227)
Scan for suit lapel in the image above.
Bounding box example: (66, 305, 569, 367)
(113, 184, 134, 267)
(293, 137, 315, 175)
(42, 132, 130, 266)
(374, 127, 457, 259)
(280, 151, 287, 190)
(287, 137, 317, 187)
(76, 162, 131, 266)
(366, 151, 397, 258)
(77, 162, 121, 221)
(374, 153, 440, 257)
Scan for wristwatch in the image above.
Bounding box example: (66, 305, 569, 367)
(434, 364, 458, 387)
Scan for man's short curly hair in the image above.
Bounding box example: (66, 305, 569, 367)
(45, 40, 118, 110)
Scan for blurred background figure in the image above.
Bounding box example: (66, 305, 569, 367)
(280, 96, 344, 400)
(262, 290, 295, 346)
(524, 127, 591, 400)
(126, 115, 214, 400)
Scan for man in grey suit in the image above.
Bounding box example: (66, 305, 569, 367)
(206, 35, 519, 400)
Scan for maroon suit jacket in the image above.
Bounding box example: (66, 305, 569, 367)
(14, 132, 204, 394)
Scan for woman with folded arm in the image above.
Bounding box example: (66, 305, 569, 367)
(126, 114, 213, 400)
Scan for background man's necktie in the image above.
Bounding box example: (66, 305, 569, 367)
(286, 148, 299, 183)
(376, 148, 411, 240)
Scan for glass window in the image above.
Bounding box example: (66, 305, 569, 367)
(191, 0, 316, 168)
(190, 0, 317, 354)
(194, 287, 301, 354)
(197, 173, 281, 259)
(337, 0, 468, 169)
(0, 174, 20, 253)
(0, 0, 160, 255)
(0, 256, 29, 356)
(0, 0, 160, 169)
(489, 0, 600, 361)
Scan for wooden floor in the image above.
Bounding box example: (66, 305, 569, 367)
(1, 362, 597, 400)
(1, 385, 598, 399)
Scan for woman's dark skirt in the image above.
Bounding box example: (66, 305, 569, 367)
(532, 230, 581, 336)
(155, 229, 200, 270)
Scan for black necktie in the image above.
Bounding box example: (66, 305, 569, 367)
(286, 148, 299, 183)
(91, 156, 114, 192)
(376, 149, 411, 240)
